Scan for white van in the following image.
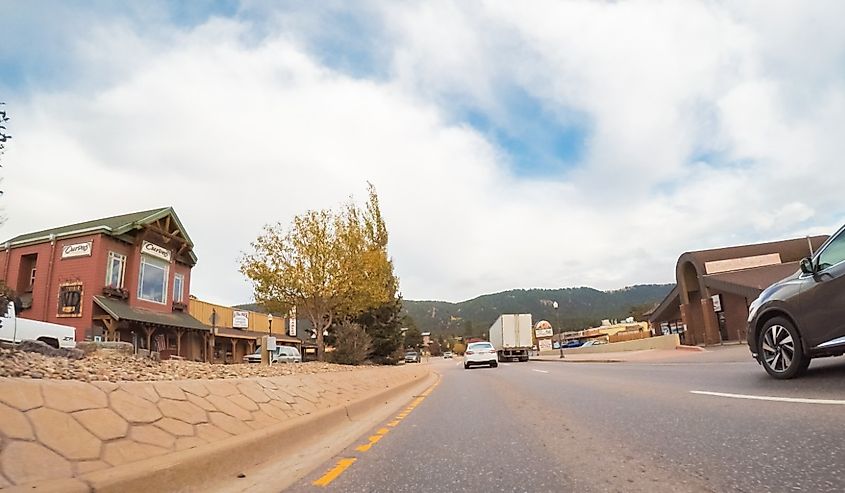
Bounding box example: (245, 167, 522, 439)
(0, 302, 76, 349)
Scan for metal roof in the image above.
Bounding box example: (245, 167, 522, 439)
(94, 296, 209, 331)
(4, 207, 198, 264)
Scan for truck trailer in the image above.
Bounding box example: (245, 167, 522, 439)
(489, 314, 532, 362)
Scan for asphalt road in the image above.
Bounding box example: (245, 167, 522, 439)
(286, 352, 845, 493)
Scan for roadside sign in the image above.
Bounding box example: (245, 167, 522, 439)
(711, 294, 723, 312)
(266, 336, 277, 351)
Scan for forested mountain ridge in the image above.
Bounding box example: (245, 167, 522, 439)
(401, 284, 673, 336)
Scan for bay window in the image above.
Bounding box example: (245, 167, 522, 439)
(138, 255, 169, 304)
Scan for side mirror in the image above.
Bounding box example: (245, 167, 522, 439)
(800, 257, 816, 275)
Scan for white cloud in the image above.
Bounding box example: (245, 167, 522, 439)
(3, 1, 845, 303)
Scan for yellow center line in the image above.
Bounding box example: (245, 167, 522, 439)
(354, 434, 384, 452)
(313, 374, 442, 486)
(312, 458, 357, 487)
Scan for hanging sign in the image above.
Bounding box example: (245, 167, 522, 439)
(711, 294, 723, 313)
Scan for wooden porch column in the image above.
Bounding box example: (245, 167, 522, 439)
(175, 328, 185, 357)
(230, 339, 237, 364)
(248, 340, 255, 354)
(143, 326, 155, 350)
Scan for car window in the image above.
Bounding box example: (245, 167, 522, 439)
(469, 343, 493, 350)
(817, 230, 845, 270)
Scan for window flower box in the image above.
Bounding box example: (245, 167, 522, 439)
(102, 286, 129, 300)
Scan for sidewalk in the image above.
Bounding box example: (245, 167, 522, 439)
(532, 344, 752, 364)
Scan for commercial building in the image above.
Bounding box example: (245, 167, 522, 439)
(0, 207, 209, 359)
(188, 297, 302, 363)
(648, 236, 828, 346)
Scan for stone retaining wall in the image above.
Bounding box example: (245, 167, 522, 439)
(0, 365, 428, 489)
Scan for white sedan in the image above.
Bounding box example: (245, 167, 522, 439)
(463, 342, 498, 369)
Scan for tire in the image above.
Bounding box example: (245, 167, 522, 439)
(758, 317, 809, 379)
(491, 362, 498, 368)
(519, 357, 529, 362)
(464, 362, 470, 369)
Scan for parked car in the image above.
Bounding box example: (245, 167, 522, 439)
(747, 222, 845, 379)
(561, 340, 583, 348)
(443, 351, 453, 359)
(463, 341, 498, 369)
(404, 350, 421, 363)
(243, 345, 302, 364)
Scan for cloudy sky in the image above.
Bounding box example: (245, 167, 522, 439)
(2, 1, 844, 305)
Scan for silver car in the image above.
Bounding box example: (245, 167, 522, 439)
(243, 345, 302, 364)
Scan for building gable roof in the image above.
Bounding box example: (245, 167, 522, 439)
(4, 207, 197, 263)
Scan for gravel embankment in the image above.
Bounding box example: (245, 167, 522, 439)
(0, 347, 358, 382)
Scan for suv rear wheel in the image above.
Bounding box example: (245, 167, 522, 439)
(758, 317, 810, 379)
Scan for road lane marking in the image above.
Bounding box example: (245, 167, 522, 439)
(317, 374, 441, 486)
(690, 390, 845, 405)
(354, 434, 385, 452)
(532, 369, 549, 374)
(312, 458, 357, 487)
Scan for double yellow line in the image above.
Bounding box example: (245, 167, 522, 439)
(311, 376, 442, 487)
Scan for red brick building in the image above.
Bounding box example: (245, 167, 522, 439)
(0, 207, 209, 359)
(648, 236, 828, 346)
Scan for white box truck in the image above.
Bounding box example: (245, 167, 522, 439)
(0, 302, 76, 349)
(489, 314, 532, 362)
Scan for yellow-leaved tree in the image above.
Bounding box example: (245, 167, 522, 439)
(240, 184, 396, 361)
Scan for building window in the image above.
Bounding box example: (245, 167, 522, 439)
(173, 273, 184, 303)
(29, 268, 36, 289)
(138, 255, 169, 304)
(57, 283, 83, 317)
(105, 252, 126, 289)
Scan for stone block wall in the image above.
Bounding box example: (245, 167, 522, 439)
(0, 365, 426, 488)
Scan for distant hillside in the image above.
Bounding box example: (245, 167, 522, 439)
(402, 284, 673, 336)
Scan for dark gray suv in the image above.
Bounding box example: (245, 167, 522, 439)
(748, 223, 845, 379)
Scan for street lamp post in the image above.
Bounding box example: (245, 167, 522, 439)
(554, 301, 564, 359)
(268, 313, 273, 334)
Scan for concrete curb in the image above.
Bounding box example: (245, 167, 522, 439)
(81, 368, 432, 493)
(10, 368, 432, 493)
(675, 345, 707, 352)
(530, 358, 623, 364)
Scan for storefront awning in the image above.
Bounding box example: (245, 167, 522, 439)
(93, 296, 209, 331)
(647, 285, 680, 323)
(702, 262, 800, 300)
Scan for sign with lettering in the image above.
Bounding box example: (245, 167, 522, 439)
(288, 306, 297, 337)
(233, 310, 249, 328)
(539, 339, 552, 351)
(711, 294, 723, 313)
(535, 328, 553, 338)
(141, 241, 172, 262)
(61, 241, 92, 259)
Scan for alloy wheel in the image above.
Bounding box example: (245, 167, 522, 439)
(761, 324, 794, 373)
